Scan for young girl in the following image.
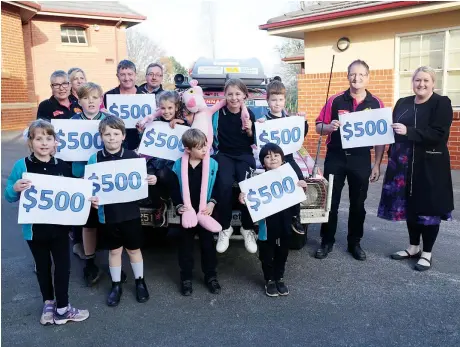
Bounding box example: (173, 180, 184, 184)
(239, 143, 307, 296)
(212, 78, 257, 254)
(4, 119, 90, 325)
(145, 91, 189, 227)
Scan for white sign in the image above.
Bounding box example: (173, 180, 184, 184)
(239, 164, 306, 222)
(52, 119, 102, 161)
(106, 94, 157, 129)
(339, 107, 394, 149)
(18, 173, 92, 225)
(84, 158, 148, 205)
(138, 121, 189, 161)
(255, 116, 305, 155)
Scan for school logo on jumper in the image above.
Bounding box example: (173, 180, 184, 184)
(53, 110, 64, 117)
(338, 110, 350, 115)
(73, 107, 82, 114)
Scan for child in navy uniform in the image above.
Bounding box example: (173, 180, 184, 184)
(257, 80, 309, 235)
(88, 116, 157, 307)
(170, 129, 220, 296)
(5, 120, 89, 325)
(239, 143, 307, 297)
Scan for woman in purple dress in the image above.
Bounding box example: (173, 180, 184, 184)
(378, 66, 454, 271)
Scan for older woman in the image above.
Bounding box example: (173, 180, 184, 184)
(68, 67, 87, 103)
(378, 66, 454, 271)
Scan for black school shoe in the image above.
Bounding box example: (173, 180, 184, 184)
(83, 263, 101, 287)
(275, 279, 289, 296)
(181, 280, 193, 296)
(265, 280, 279, 297)
(347, 244, 366, 261)
(291, 215, 305, 235)
(135, 277, 150, 303)
(107, 282, 122, 307)
(315, 243, 333, 259)
(206, 277, 221, 294)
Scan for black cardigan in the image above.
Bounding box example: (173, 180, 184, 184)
(394, 93, 454, 215)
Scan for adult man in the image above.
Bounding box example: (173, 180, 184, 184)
(315, 60, 384, 261)
(37, 70, 81, 121)
(139, 63, 165, 103)
(103, 60, 142, 150)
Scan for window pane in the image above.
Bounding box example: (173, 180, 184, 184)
(449, 30, 460, 50)
(422, 32, 444, 51)
(399, 74, 412, 90)
(400, 56, 410, 72)
(400, 36, 419, 54)
(61, 34, 69, 43)
(409, 56, 420, 71)
(448, 51, 460, 69)
(77, 36, 86, 44)
(447, 92, 460, 106)
(69, 35, 78, 43)
(447, 70, 460, 89)
(435, 71, 443, 90)
(421, 51, 443, 69)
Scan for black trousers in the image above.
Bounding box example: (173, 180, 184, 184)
(72, 226, 82, 244)
(320, 151, 371, 245)
(214, 153, 255, 230)
(258, 235, 290, 281)
(147, 166, 173, 208)
(27, 228, 70, 308)
(407, 222, 440, 252)
(178, 225, 217, 282)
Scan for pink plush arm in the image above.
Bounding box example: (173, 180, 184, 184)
(138, 109, 162, 128)
(208, 99, 227, 115)
(241, 103, 250, 130)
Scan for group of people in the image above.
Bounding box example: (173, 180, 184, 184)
(4, 57, 454, 327)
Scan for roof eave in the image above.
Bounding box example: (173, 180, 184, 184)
(36, 11, 146, 25)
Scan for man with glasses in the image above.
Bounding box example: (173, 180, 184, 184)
(103, 60, 143, 150)
(37, 70, 81, 120)
(139, 63, 165, 103)
(314, 60, 385, 261)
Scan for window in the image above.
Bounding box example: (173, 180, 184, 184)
(61, 26, 87, 45)
(397, 28, 460, 107)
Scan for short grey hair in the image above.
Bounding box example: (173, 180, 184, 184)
(50, 70, 68, 83)
(117, 59, 136, 74)
(146, 63, 163, 74)
(347, 59, 370, 75)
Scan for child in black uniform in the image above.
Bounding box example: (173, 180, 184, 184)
(5, 119, 89, 325)
(170, 129, 220, 296)
(88, 116, 157, 307)
(239, 143, 307, 297)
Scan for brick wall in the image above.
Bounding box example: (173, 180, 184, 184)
(1, 5, 34, 130)
(297, 70, 460, 169)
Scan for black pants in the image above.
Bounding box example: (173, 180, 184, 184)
(147, 166, 173, 208)
(72, 226, 82, 244)
(258, 236, 289, 281)
(178, 225, 217, 282)
(27, 228, 70, 308)
(320, 151, 371, 245)
(214, 152, 255, 230)
(407, 222, 440, 252)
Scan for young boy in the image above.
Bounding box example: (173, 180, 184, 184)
(71, 82, 110, 287)
(170, 129, 220, 296)
(258, 80, 309, 235)
(88, 116, 157, 306)
(239, 143, 307, 297)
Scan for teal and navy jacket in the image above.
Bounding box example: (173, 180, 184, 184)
(171, 157, 218, 212)
(4, 155, 72, 240)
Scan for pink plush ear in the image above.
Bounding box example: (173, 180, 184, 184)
(190, 79, 198, 87)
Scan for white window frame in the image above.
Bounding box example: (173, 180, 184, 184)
(60, 26, 88, 46)
(394, 26, 460, 109)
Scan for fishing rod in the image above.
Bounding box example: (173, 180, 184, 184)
(312, 55, 335, 178)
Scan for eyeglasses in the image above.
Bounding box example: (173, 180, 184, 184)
(348, 73, 368, 79)
(146, 73, 163, 78)
(51, 82, 70, 89)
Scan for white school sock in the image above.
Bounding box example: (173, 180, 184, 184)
(56, 305, 69, 315)
(130, 261, 144, 279)
(109, 266, 122, 282)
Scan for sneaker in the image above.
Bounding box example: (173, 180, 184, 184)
(83, 264, 101, 287)
(206, 277, 221, 294)
(275, 279, 289, 296)
(265, 280, 279, 297)
(181, 280, 193, 296)
(40, 300, 55, 325)
(216, 226, 233, 253)
(240, 227, 257, 254)
(153, 202, 167, 227)
(291, 216, 305, 235)
(72, 243, 86, 260)
(53, 305, 89, 325)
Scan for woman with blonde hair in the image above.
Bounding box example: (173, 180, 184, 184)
(378, 66, 454, 271)
(68, 67, 87, 102)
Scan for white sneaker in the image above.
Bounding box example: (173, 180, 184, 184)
(216, 226, 233, 253)
(240, 227, 258, 254)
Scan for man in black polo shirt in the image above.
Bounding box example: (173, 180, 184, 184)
(139, 63, 165, 104)
(315, 60, 384, 261)
(37, 70, 81, 121)
(103, 60, 143, 150)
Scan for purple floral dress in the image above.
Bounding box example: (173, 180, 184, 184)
(377, 106, 452, 225)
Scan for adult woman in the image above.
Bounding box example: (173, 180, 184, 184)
(68, 67, 87, 103)
(378, 66, 454, 271)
